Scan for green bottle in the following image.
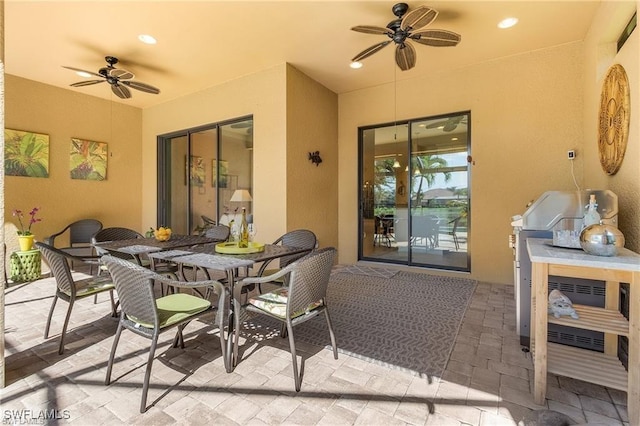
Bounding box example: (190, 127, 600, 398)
(239, 208, 249, 248)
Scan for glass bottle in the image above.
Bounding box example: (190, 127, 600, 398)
(239, 208, 249, 248)
(583, 194, 601, 228)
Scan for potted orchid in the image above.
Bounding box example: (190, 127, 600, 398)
(13, 207, 42, 251)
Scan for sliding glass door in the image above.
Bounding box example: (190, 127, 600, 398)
(359, 112, 470, 272)
(157, 117, 253, 234)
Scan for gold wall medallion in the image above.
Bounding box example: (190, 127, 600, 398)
(598, 64, 630, 175)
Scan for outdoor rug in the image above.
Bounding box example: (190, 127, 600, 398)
(242, 267, 477, 378)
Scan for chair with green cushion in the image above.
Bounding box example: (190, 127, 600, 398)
(35, 242, 117, 355)
(255, 229, 317, 289)
(233, 247, 338, 391)
(101, 255, 228, 413)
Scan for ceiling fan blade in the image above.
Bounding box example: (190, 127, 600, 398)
(401, 6, 438, 31)
(121, 80, 161, 94)
(352, 40, 392, 62)
(426, 120, 447, 129)
(111, 83, 131, 99)
(62, 66, 103, 79)
(395, 42, 416, 71)
(70, 79, 106, 87)
(443, 122, 458, 132)
(410, 29, 461, 47)
(351, 25, 393, 36)
(109, 68, 134, 80)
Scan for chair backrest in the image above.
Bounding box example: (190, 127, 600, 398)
(205, 225, 230, 241)
(92, 227, 144, 257)
(202, 215, 217, 226)
(450, 216, 462, 233)
(68, 219, 104, 246)
(286, 247, 336, 317)
(102, 255, 160, 327)
(275, 229, 317, 267)
(35, 242, 76, 295)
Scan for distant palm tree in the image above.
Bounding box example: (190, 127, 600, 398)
(412, 155, 451, 205)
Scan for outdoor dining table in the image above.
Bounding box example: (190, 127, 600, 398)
(93, 234, 220, 265)
(146, 243, 312, 371)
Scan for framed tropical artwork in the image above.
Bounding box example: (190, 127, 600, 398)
(190, 156, 205, 187)
(70, 138, 108, 180)
(212, 160, 228, 188)
(4, 129, 50, 177)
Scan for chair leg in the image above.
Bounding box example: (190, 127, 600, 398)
(324, 309, 339, 360)
(453, 234, 459, 250)
(109, 290, 117, 317)
(44, 295, 59, 339)
(140, 334, 159, 413)
(285, 322, 302, 392)
(105, 321, 124, 385)
(58, 299, 75, 354)
(232, 299, 242, 368)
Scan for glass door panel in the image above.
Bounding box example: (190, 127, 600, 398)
(359, 112, 470, 272)
(190, 128, 217, 233)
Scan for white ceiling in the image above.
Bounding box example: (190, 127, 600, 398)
(6, 1, 606, 109)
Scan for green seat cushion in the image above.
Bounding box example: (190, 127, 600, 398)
(68, 276, 115, 297)
(129, 293, 211, 329)
(249, 287, 322, 319)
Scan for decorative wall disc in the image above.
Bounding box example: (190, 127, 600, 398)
(598, 64, 630, 175)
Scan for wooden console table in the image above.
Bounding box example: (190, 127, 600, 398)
(527, 238, 640, 425)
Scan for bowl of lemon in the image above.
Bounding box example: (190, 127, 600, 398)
(153, 227, 172, 242)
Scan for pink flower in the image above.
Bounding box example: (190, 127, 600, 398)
(14, 207, 42, 236)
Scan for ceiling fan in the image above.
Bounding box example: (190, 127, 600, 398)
(351, 3, 461, 71)
(426, 116, 467, 132)
(63, 56, 160, 99)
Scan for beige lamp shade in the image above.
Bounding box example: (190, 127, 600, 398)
(230, 189, 253, 202)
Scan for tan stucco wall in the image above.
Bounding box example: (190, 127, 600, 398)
(286, 64, 339, 249)
(4, 75, 143, 242)
(340, 42, 588, 285)
(142, 64, 340, 248)
(582, 1, 639, 253)
(142, 65, 289, 245)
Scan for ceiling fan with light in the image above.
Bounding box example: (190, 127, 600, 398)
(426, 115, 467, 132)
(351, 2, 461, 71)
(63, 56, 160, 99)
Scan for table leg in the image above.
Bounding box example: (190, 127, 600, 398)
(225, 269, 237, 373)
(532, 261, 549, 405)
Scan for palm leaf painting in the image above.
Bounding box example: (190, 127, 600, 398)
(4, 129, 50, 177)
(190, 156, 205, 187)
(70, 138, 108, 180)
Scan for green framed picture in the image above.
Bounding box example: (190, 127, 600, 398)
(4, 129, 50, 178)
(70, 138, 108, 181)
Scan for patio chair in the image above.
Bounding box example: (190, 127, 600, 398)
(255, 229, 317, 288)
(44, 219, 103, 273)
(446, 216, 462, 251)
(92, 227, 146, 270)
(101, 255, 228, 413)
(233, 247, 338, 391)
(35, 242, 117, 354)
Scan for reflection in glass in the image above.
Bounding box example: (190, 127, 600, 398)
(359, 112, 470, 272)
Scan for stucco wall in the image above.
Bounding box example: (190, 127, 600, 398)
(339, 42, 587, 285)
(4, 75, 143, 242)
(142, 65, 289, 245)
(582, 1, 639, 253)
(286, 64, 339, 249)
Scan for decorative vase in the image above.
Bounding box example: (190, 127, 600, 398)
(18, 235, 35, 251)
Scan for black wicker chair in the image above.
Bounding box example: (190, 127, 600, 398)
(102, 255, 228, 413)
(35, 242, 117, 354)
(233, 247, 338, 391)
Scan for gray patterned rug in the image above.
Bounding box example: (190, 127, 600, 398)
(242, 267, 477, 378)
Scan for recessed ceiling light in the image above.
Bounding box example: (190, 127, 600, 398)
(138, 34, 157, 44)
(350, 61, 363, 69)
(498, 17, 518, 29)
(76, 71, 92, 78)
(451, 137, 459, 141)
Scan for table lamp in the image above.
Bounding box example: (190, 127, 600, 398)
(230, 189, 253, 203)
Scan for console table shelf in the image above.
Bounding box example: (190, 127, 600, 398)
(527, 238, 640, 426)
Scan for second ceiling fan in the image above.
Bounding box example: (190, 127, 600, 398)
(351, 3, 461, 71)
